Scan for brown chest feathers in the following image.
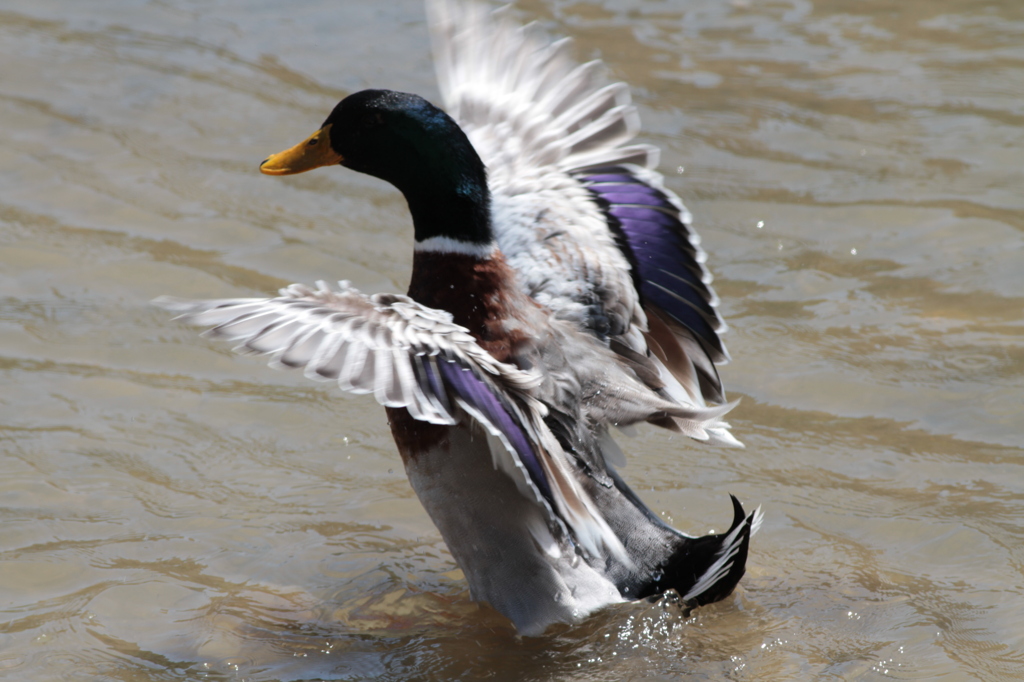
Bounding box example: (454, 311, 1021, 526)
(386, 406, 448, 464)
(407, 250, 536, 365)
(393, 249, 540, 463)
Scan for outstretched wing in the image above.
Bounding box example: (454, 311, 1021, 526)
(579, 165, 730, 404)
(154, 281, 628, 562)
(156, 281, 540, 424)
(428, 0, 733, 417)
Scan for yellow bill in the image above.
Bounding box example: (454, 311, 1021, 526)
(259, 124, 341, 175)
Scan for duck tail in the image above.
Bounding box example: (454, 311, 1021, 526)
(662, 495, 763, 607)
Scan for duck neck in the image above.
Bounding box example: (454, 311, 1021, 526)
(398, 155, 496, 255)
(405, 176, 503, 319)
(406, 181, 495, 248)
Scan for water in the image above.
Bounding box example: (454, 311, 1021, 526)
(2, 0, 1023, 679)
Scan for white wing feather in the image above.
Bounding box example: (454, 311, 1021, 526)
(429, 0, 647, 341)
(428, 0, 741, 448)
(154, 280, 541, 425)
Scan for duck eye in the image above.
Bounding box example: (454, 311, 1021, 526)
(307, 138, 319, 146)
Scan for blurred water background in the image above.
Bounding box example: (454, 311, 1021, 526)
(2, 0, 1023, 679)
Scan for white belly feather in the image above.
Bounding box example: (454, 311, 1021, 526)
(402, 421, 624, 635)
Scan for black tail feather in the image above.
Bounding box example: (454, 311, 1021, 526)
(571, 453, 759, 607)
(649, 494, 757, 607)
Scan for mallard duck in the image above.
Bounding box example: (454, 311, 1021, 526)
(156, 0, 761, 636)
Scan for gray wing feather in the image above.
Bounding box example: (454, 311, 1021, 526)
(429, 0, 741, 448)
(427, 0, 654, 343)
(154, 281, 542, 425)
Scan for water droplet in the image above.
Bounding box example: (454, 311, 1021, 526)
(850, 248, 857, 255)
(756, 220, 764, 228)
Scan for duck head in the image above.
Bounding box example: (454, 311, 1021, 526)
(260, 89, 492, 245)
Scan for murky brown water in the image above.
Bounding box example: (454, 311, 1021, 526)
(3, 0, 1023, 679)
